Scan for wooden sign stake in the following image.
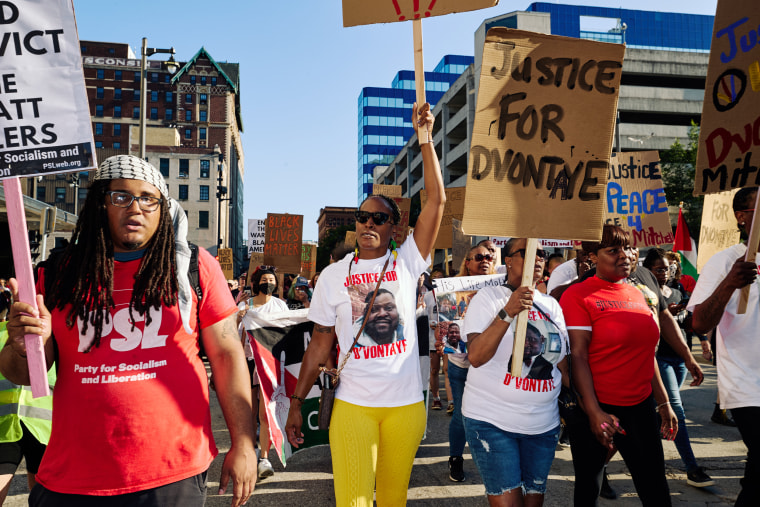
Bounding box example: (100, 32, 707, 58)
(3, 177, 50, 398)
(737, 191, 760, 314)
(509, 238, 538, 378)
(413, 19, 426, 107)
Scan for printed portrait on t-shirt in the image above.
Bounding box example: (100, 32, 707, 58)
(350, 282, 404, 347)
(507, 315, 564, 380)
(440, 320, 467, 354)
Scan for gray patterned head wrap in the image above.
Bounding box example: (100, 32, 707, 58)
(94, 155, 169, 199)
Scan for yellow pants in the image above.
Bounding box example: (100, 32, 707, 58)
(329, 399, 426, 507)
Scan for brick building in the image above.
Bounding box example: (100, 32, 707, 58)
(317, 206, 357, 243)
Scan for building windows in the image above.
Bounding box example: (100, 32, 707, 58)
(114, 88, 122, 100)
(164, 74, 171, 83)
(113, 105, 121, 118)
(150, 107, 158, 120)
(55, 187, 66, 203)
(36, 187, 45, 201)
(113, 142, 121, 149)
(133, 71, 140, 82)
(199, 94, 207, 105)
(199, 185, 209, 201)
(113, 123, 121, 136)
(185, 94, 193, 103)
(179, 185, 188, 200)
(96, 69, 104, 79)
(108, 48, 115, 56)
(78, 188, 88, 203)
(80, 45, 87, 53)
(199, 210, 209, 229)
(96, 87, 104, 99)
(185, 110, 192, 121)
(114, 70, 122, 81)
(133, 89, 140, 100)
(211, 77, 217, 86)
(150, 72, 158, 83)
(165, 91, 173, 103)
(95, 104, 103, 117)
(165, 108, 173, 121)
(190, 75, 196, 85)
(200, 160, 210, 178)
(95, 123, 103, 135)
(179, 159, 189, 178)
(133, 107, 140, 119)
(184, 129, 192, 139)
(199, 110, 207, 122)
(201, 76, 207, 86)
(199, 128, 206, 140)
(159, 158, 170, 177)
(95, 141, 103, 148)
(151, 91, 158, 102)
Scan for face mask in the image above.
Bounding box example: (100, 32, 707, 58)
(258, 283, 276, 295)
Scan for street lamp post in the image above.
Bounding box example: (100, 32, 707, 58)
(214, 145, 227, 250)
(68, 173, 80, 214)
(139, 38, 178, 160)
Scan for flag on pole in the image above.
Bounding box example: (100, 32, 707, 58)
(674, 206, 698, 280)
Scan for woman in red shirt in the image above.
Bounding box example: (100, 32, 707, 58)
(559, 225, 677, 506)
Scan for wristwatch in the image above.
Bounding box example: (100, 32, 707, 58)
(498, 308, 514, 324)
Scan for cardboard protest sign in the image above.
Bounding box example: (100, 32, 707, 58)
(461, 29, 624, 241)
(391, 197, 411, 246)
(698, 190, 741, 271)
(373, 184, 402, 198)
(694, 0, 760, 196)
(343, 0, 498, 27)
(451, 218, 470, 269)
(217, 248, 233, 280)
(263, 214, 303, 273)
(0, 0, 95, 178)
(301, 243, 318, 280)
(605, 151, 673, 248)
(248, 219, 265, 256)
(422, 187, 466, 249)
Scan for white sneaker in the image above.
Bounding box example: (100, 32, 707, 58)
(258, 457, 274, 479)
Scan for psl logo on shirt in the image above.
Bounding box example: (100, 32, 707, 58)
(77, 308, 168, 352)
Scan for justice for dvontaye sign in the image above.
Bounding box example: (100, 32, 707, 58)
(0, 0, 95, 178)
(461, 29, 624, 241)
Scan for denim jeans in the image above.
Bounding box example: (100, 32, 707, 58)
(657, 355, 698, 471)
(448, 361, 468, 457)
(731, 406, 760, 507)
(464, 416, 559, 496)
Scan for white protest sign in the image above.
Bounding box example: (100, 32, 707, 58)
(248, 219, 265, 255)
(0, 0, 96, 178)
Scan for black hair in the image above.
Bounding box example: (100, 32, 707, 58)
(364, 287, 394, 304)
(733, 187, 758, 212)
(251, 267, 277, 295)
(581, 224, 630, 254)
(642, 247, 667, 270)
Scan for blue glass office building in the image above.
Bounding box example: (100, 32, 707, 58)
(357, 55, 473, 203)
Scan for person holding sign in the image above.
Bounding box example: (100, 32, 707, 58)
(462, 238, 568, 507)
(285, 103, 445, 507)
(689, 187, 760, 506)
(0, 155, 256, 507)
(560, 225, 677, 506)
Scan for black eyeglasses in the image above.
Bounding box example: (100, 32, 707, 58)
(355, 210, 391, 225)
(466, 253, 494, 262)
(106, 191, 162, 211)
(509, 249, 550, 260)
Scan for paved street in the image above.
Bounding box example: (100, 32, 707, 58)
(2, 356, 747, 506)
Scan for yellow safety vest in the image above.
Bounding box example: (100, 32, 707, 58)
(0, 322, 55, 445)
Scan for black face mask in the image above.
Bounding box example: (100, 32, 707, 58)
(258, 283, 276, 295)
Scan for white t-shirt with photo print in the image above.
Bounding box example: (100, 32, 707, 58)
(308, 236, 430, 408)
(463, 286, 568, 434)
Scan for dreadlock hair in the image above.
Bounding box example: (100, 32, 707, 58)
(46, 179, 178, 352)
(361, 194, 401, 225)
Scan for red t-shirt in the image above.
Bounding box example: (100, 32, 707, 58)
(560, 276, 659, 406)
(35, 248, 237, 495)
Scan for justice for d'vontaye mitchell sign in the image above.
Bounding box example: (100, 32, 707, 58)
(694, 0, 760, 196)
(461, 29, 624, 241)
(0, 0, 96, 178)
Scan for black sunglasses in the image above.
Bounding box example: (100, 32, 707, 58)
(466, 253, 494, 262)
(355, 210, 391, 225)
(509, 249, 550, 260)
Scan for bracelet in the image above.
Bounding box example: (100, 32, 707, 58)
(290, 394, 305, 403)
(656, 401, 670, 411)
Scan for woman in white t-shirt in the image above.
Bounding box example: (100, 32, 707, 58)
(285, 102, 445, 507)
(463, 238, 569, 506)
(239, 267, 288, 481)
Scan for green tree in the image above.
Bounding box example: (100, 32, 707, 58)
(660, 121, 704, 241)
(316, 224, 356, 272)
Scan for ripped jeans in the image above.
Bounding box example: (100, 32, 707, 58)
(464, 416, 559, 496)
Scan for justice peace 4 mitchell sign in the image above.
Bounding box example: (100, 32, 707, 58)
(0, 0, 95, 178)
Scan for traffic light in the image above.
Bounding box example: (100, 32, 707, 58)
(216, 186, 227, 199)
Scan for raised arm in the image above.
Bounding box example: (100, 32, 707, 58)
(411, 102, 445, 259)
(202, 313, 257, 507)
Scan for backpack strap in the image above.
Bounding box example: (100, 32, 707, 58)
(188, 243, 202, 303)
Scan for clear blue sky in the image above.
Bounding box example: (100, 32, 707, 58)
(70, 0, 717, 241)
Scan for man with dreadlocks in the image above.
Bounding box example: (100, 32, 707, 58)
(1, 155, 256, 507)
